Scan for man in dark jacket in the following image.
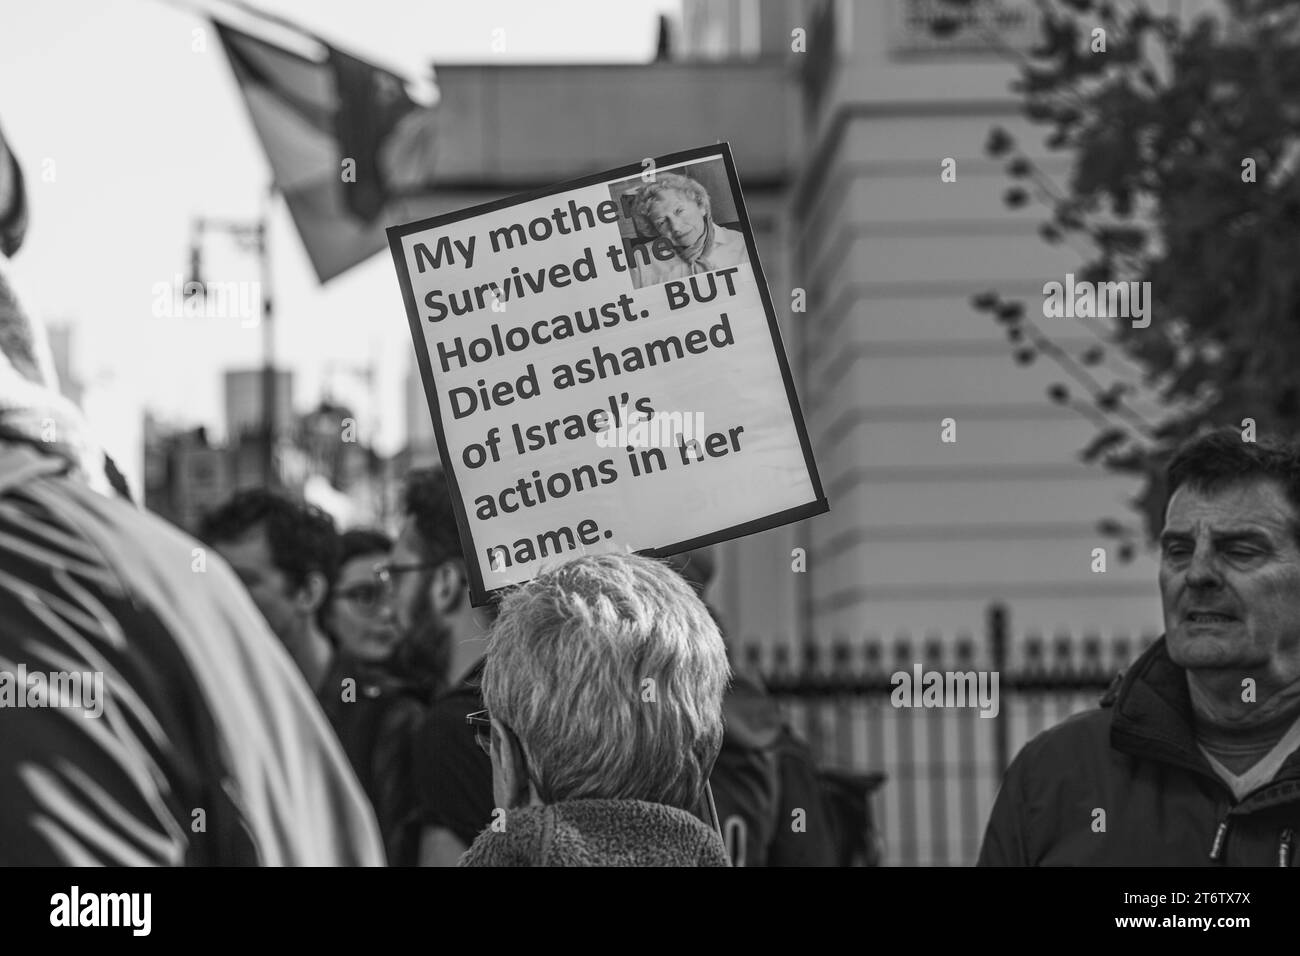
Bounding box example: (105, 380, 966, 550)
(387, 468, 497, 866)
(980, 428, 1300, 866)
(665, 548, 839, 866)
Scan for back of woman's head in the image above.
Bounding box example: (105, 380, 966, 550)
(482, 553, 731, 811)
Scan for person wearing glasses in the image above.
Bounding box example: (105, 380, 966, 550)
(326, 529, 404, 664)
(319, 529, 426, 866)
(385, 468, 498, 866)
(459, 553, 732, 867)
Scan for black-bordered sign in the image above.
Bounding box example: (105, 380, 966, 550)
(388, 143, 827, 606)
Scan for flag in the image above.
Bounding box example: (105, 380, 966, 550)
(213, 19, 439, 282)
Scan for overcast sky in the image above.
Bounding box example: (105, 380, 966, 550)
(0, 0, 680, 458)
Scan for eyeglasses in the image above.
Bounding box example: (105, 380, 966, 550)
(467, 709, 546, 797)
(467, 709, 493, 755)
(333, 582, 387, 613)
(373, 561, 440, 590)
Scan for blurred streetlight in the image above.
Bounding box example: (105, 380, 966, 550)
(185, 191, 276, 487)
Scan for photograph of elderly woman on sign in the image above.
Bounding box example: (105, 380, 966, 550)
(618, 167, 749, 290)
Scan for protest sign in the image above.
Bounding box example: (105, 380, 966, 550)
(388, 143, 827, 605)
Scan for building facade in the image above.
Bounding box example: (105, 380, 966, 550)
(147, 371, 389, 533)
(409, 0, 1193, 650)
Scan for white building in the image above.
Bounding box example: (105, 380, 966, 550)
(404, 0, 1205, 651)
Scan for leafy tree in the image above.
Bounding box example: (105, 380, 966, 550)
(936, 0, 1300, 557)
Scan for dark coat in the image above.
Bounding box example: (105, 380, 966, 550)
(711, 669, 839, 866)
(318, 654, 425, 866)
(979, 637, 1300, 867)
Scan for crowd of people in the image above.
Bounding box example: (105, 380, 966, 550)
(0, 250, 855, 866)
(189, 469, 856, 866)
(8, 192, 1300, 865)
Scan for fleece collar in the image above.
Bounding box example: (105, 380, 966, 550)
(459, 798, 730, 867)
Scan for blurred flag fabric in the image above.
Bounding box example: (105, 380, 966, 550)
(213, 17, 439, 282)
(0, 121, 28, 258)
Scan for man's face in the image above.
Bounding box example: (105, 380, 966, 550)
(214, 525, 301, 643)
(390, 517, 437, 638)
(648, 189, 706, 247)
(1160, 480, 1300, 679)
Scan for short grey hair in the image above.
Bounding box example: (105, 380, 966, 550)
(482, 553, 731, 811)
(630, 172, 712, 238)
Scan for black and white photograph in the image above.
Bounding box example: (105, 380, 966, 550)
(0, 0, 1294, 938)
(609, 158, 749, 289)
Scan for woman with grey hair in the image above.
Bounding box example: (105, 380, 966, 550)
(459, 553, 732, 866)
(629, 171, 748, 286)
